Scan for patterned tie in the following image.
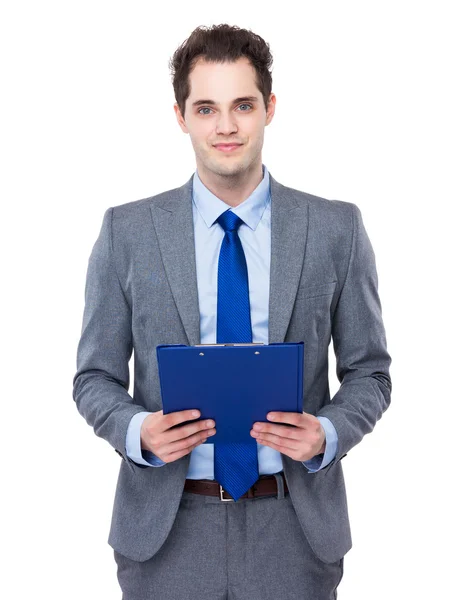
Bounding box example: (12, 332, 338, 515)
(214, 209, 259, 501)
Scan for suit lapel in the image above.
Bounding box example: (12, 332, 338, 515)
(150, 175, 201, 346)
(149, 171, 309, 346)
(268, 173, 309, 342)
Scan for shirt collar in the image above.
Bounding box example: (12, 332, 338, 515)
(192, 164, 270, 231)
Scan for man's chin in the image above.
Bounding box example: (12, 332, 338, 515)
(206, 158, 246, 178)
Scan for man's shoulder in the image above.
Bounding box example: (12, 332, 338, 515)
(111, 183, 187, 215)
(106, 178, 192, 232)
(276, 179, 357, 226)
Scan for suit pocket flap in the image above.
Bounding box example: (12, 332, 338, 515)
(299, 281, 337, 299)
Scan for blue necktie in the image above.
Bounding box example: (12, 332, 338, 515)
(214, 209, 259, 501)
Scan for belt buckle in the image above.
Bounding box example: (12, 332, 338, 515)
(219, 485, 235, 502)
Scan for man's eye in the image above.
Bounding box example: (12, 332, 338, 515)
(197, 104, 252, 115)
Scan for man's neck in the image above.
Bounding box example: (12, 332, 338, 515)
(196, 162, 263, 207)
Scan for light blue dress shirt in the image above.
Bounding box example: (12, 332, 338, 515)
(125, 164, 338, 475)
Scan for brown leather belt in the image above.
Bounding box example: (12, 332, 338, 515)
(184, 474, 289, 502)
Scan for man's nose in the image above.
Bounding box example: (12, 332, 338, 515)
(215, 112, 238, 135)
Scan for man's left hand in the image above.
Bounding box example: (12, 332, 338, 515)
(250, 411, 326, 462)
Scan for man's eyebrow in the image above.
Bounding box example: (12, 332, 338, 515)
(191, 96, 259, 107)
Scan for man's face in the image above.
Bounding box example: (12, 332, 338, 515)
(174, 57, 276, 179)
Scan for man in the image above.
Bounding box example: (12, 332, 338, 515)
(73, 23, 392, 600)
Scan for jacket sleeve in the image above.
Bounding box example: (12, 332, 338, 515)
(317, 203, 392, 470)
(72, 207, 149, 474)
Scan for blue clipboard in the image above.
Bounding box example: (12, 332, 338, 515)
(156, 342, 304, 444)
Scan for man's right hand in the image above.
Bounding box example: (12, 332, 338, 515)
(140, 410, 216, 463)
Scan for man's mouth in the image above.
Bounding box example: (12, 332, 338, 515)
(213, 143, 243, 153)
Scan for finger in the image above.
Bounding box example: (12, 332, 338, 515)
(164, 419, 215, 444)
(163, 409, 202, 431)
(252, 422, 302, 439)
(162, 427, 216, 456)
(256, 436, 301, 458)
(163, 437, 207, 463)
(255, 431, 300, 451)
(266, 411, 311, 427)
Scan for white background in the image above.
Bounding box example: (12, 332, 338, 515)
(1, 1, 454, 598)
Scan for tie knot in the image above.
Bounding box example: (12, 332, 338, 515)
(217, 210, 244, 233)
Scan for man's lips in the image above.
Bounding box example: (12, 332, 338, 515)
(213, 143, 243, 152)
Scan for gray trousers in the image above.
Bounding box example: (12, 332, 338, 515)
(114, 473, 344, 600)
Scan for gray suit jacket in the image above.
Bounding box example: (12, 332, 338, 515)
(73, 171, 392, 564)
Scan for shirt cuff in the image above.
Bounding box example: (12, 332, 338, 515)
(125, 411, 167, 467)
(302, 416, 338, 473)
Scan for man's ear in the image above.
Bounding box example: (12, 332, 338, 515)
(174, 102, 189, 134)
(265, 93, 276, 126)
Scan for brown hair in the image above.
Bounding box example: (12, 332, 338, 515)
(169, 24, 274, 119)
